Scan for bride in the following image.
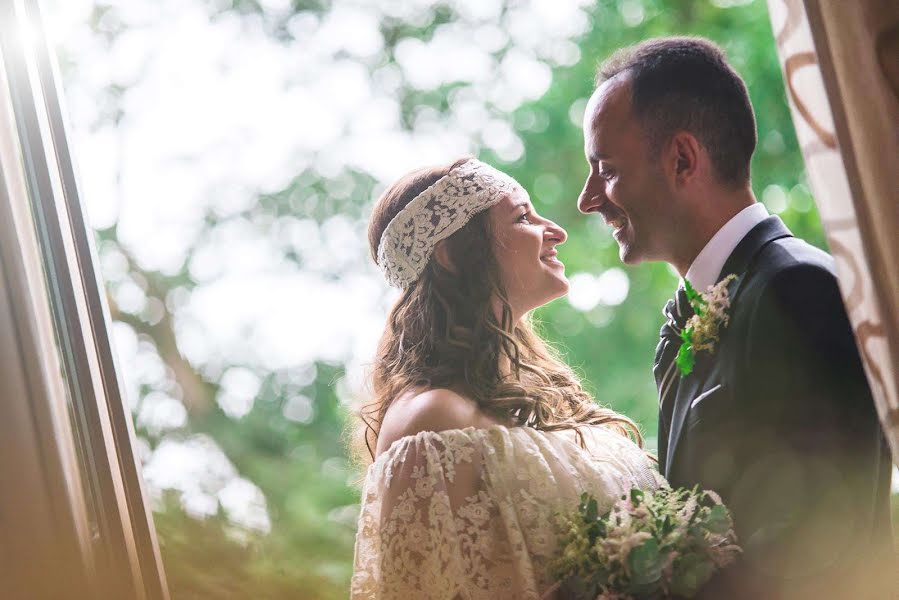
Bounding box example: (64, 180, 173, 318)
(350, 157, 664, 599)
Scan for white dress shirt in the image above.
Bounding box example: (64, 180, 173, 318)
(684, 203, 769, 292)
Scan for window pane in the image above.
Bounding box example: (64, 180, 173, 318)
(1, 1, 167, 596)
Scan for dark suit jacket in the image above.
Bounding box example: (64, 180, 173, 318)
(657, 216, 895, 599)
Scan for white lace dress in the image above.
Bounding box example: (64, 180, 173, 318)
(351, 423, 664, 599)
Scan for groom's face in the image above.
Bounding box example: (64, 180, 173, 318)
(579, 77, 672, 265)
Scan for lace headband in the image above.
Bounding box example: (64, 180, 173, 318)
(376, 159, 519, 288)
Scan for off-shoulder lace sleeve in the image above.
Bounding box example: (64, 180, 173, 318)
(351, 429, 552, 599)
(351, 425, 664, 600)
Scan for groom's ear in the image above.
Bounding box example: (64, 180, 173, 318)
(433, 241, 458, 274)
(669, 131, 702, 188)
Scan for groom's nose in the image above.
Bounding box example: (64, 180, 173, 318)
(578, 176, 605, 214)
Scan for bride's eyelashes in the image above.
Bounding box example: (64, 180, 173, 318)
(517, 212, 532, 224)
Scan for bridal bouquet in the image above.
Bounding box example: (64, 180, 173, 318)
(546, 487, 741, 599)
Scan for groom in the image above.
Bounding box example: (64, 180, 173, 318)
(578, 37, 894, 599)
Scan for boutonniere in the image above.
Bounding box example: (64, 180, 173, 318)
(676, 274, 738, 377)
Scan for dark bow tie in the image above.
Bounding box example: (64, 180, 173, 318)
(661, 286, 694, 340)
(654, 286, 695, 431)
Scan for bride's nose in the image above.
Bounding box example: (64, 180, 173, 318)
(544, 221, 567, 245)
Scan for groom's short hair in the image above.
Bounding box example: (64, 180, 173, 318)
(597, 37, 757, 188)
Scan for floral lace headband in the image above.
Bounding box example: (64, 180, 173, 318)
(376, 159, 518, 288)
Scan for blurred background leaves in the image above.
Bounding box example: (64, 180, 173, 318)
(47, 0, 883, 598)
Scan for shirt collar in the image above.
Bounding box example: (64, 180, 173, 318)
(684, 203, 769, 292)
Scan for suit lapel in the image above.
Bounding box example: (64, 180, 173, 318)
(665, 356, 711, 479)
(664, 215, 793, 479)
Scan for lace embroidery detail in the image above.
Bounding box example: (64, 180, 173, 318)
(376, 159, 518, 288)
(351, 425, 664, 600)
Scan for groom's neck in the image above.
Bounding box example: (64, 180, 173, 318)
(671, 186, 757, 277)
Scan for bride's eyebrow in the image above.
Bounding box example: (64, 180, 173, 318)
(509, 200, 532, 213)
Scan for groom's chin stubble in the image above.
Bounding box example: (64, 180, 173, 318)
(616, 242, 638, 265)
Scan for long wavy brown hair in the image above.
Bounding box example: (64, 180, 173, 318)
(351, 157, 642, 466)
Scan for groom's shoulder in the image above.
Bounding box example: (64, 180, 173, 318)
(747, 235, 837, 291)
(755, 235, 835, 279)
(740, 236, 842, 318)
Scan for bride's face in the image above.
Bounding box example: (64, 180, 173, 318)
(489, 186, 568, 320)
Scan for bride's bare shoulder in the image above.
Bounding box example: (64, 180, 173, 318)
(375, 388, 485, 458)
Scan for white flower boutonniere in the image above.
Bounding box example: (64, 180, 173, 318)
(676, 274, 738, 376)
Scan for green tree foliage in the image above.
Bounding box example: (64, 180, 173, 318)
(54, 1, 893, 598)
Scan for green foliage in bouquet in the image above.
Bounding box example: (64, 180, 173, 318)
(548, 487, 741, 599)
